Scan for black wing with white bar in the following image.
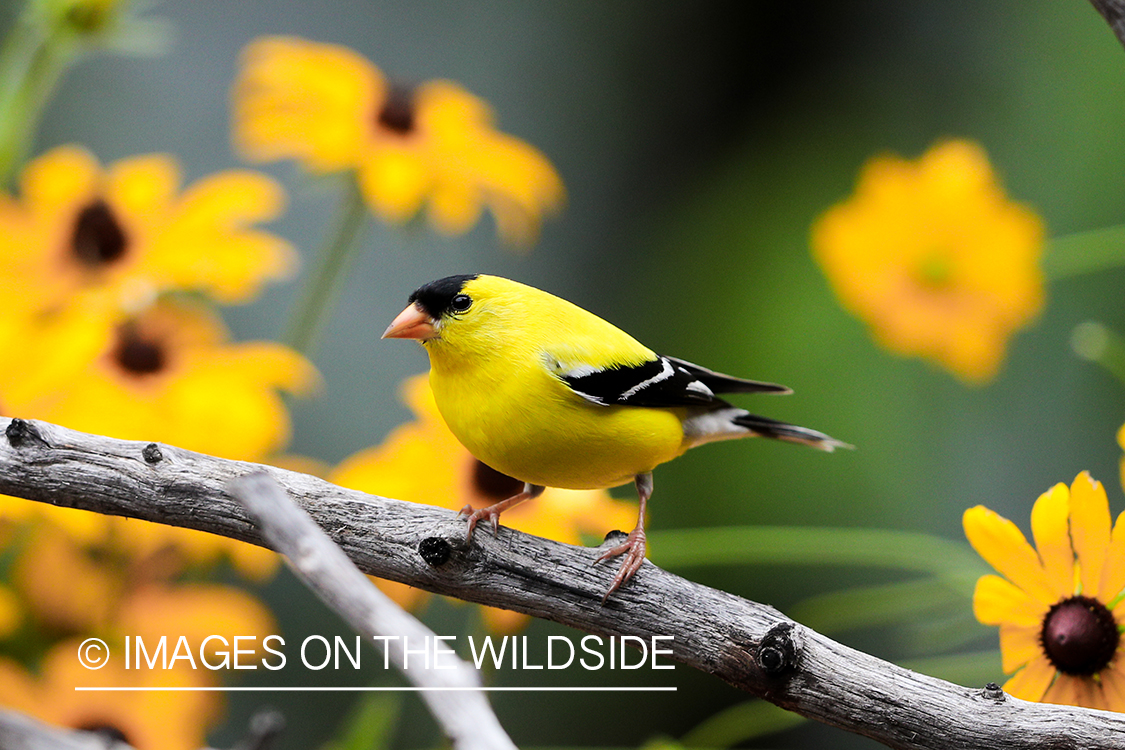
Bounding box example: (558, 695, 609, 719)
(560, 354, 789, 408)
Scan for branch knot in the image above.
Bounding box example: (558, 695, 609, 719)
(419, 536, 453, 566)
(5, 418, 47, 448)
(757, 621, 798, 675)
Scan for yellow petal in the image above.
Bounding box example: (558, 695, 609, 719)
(117, 584, 276, 665)
(233, 36, 376, 171)
(479, 605, 531, 635)
(998, 623, 1045, 674)
(964, 505, 1055, 604)
(106, 152, 181, 219)
(973, 573, 1046, 626)
(1087, 681, 1112, 712)
(1002, 656, 1055, 701)
(427, 180, 483, 237)
(20, 145, 100, 210)
(370, 576, 429, 612)
(1069, 472, 1112, 598)
(1100, 665, 1125, 712)
(1030, 482, 1076, 598)
(13, 526, 119, 631)
(1043, 674, 1092, 709)
(357, 149, 430, 223)
(153, 170, 294, 302)
(1101, 510, 1125, 603)
(0, 658, 37, 713)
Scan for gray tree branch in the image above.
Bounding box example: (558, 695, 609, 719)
(0, 706, 281, 750)
(1091, 0, 1125, 49)
(228, 472, 517, 750)
(0, 711, 137, 750)
(1, 418, 1123, 750)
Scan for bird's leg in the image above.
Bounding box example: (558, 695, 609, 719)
(595, 472, 653, 600)
(460, 482, 545, 541)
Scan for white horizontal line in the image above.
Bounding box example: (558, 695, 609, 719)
(75, 686, 676, 692)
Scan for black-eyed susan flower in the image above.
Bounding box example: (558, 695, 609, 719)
(233, 36, 564, 245)
(812, 140, 1044, 384)
(332, 374, 636, 631)
(7, 515, 278, 634)
(0, 144, 294, 311)
(964, 472, 1125, 711)
(0, 639, 219, 750)
(113, 583, 276, 666)
(11, 524, 121, 633)
(0, 297, 316, 461)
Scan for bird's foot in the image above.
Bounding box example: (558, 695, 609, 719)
(459, 504, 502, 542)
(594, 527, 647, 601)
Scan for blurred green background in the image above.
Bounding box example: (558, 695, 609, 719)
(10, 1, 1125, 748)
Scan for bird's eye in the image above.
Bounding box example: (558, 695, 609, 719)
(450, 294, 472, 313)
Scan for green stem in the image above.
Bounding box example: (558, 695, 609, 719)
(284, 176, 370, 354)
(0, 8, 77, 187)
(1071, 321, 1125, 385)
(1043, 224, 1125, 280)
(647, 526, 988, 580)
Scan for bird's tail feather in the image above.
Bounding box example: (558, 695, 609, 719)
(732, 413, 852, 452)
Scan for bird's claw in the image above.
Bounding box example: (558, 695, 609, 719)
(460, 504, 503, 543)
(594, 529, 647, 601)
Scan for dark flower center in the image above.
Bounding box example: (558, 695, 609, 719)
(471, 460, 522, 501)
(1040, 596, 1120, 676)
(113, 325, 167, 377)
(376, 85, 417, 135)
(76, 722, 131, 745)
(71, 199, 128, 268)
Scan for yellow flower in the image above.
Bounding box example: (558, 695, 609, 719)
(0, 144, 295, 311)
(0, 295, 304, 577)
(332, 374, 636, 631)
(963, 472, 1125, 711)
(12, 524, 122, 632)
(812, 140, 1044, 384)
(0, 639, 219, 750)
(114, 521, 280, 582)
(8, 519, 278, 636)
(232, 36, 564, 245)
(113, 583, 276, 667)
(0, 297, 316, 461)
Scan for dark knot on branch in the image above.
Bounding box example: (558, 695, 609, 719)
(419, 536, 453, 566)
(757, 622, 798, 675)
(5, 418, 47, 448)
(981, 682, 1006, 702)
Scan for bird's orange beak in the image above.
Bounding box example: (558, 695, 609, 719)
(382, 302, 438, 340)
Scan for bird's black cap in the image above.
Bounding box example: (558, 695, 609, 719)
(408, 274, 479, 317)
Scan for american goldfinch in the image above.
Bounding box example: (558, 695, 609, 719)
(383, 274, 848, 598)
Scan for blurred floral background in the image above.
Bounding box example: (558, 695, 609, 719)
(0, 1, 1123, 749)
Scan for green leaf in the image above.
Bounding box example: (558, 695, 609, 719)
(649, 526, 988, 580)
(320, 693, 401, 750)
(680, 699, 804, 748)
(788, 577, 969, 634)
(900, 650, 1003, 688)
(1044, 224, 1125, 280)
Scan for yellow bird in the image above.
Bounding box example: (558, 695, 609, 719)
(384, 274, 848, 598)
